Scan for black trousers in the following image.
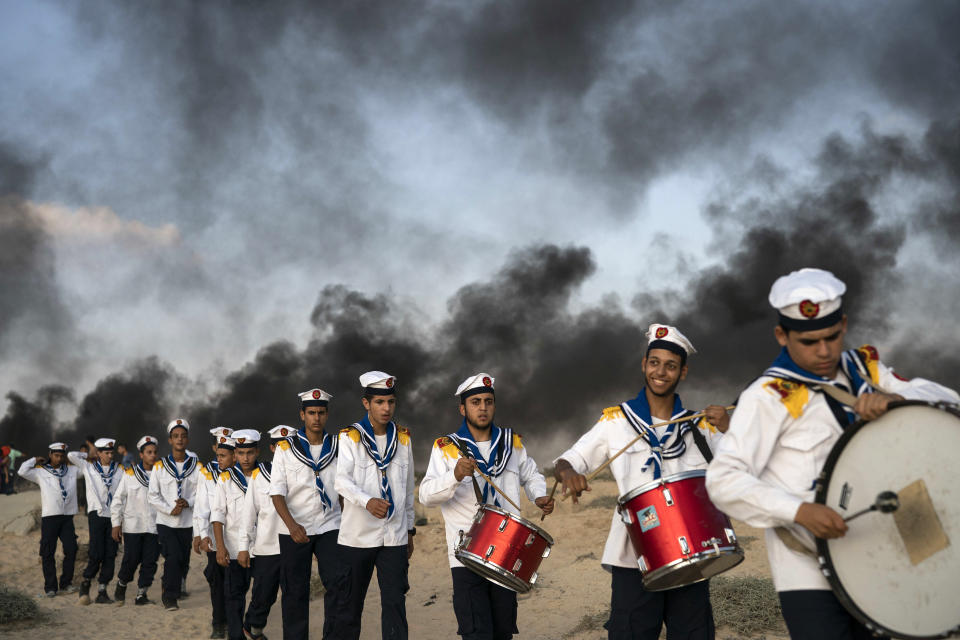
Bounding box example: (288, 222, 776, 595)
(451, 567, 518, 640)
(39, 515, 78, 592)
(244, 554, 280, 631)
(156, 524, 192, 602)
(279, 531, 348, 640)
(339, 543, 409, 640)
(83, 511, 118, 584)
(225, 559, 251, 640)
(204, 550, 227, 625)
(779, 590, 885, 640)
(117, 532, 160, 589)
(605, 567, 714, 640)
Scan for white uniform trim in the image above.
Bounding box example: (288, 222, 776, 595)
(67, 451, 120, 515)
(419, 434, 546, 568)
(110, 466, 158, 534)
(193, 464, 219, 550)
(555, 407, 722, 570)
(706, 359, 959, 591)
(335, 428, 415, 548)
(18, 457, 80, 517)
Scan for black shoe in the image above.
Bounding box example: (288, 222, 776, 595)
(134, 593, 151, 606)
(94, 590, 113, 604)
(162, 597, 179, 611)
(114, 582, 126, 604)
(243, 627, 268, 640)
(79, 580, 91, 605)
(179, 578, 189, 598)
(210, 621, 226, 639)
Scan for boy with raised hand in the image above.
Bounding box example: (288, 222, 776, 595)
(18, 442, 81, 597)
(110, 435, 160, 606)
(212, 429, 261, 640)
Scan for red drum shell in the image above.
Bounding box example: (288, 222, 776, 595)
(454, 504, 554, 593)
(618, 470, 743, 591)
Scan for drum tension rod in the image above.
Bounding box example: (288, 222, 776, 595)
(843, 491, 899, 523)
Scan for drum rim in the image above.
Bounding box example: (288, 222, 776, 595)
(475, 503, 556, 545)
(813, 399, 960, 640)
(455, 549, 531, 593)
(617, 469, 706, 505)
(642, 547, 744, 592)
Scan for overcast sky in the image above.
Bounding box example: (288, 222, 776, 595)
(2, 1, 958, 460)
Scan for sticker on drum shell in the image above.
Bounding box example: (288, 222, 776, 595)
(639, 505, 660, 532)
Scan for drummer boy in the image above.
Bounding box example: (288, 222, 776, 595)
(419, 373, 554, 640)
(705, 268, 958, 640)
(555, 324, 731, 640)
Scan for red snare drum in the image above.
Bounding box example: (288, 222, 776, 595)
(454, 504, 554, 593)
(618, 470, 743, 591)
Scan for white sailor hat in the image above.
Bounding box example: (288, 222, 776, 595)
(645, 324, 696, 362)
(167, 418, 190, 434)
(215, 436, 236, 450)
(232, 429, 261, 448)
(94, 437, 116, 450)
(48, 442, 67, 452)
(209, 427, 233, 439)
(769, 268, 846, 331)
(136, 435, 158, 451)
(359, 371, 397, 395)
(298, 388, 332, 408)
(455, 373, 495, 401)
(268, 425, 294, 441)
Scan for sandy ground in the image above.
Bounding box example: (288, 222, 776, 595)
(0, 479, 789, 640)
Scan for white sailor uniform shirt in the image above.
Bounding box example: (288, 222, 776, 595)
(239, 465, 281, 557)
(419, 433, 547, 568)
(335, 426, 415, 548)
(706, 350, 959, 592)
(110, 465, 158, 534)
(269, 437, 341, 536)
(67, 451, 121, 515)
(148, 456, 199, 529)
(556, 406, 723, 570)
(211, 468, 252, 560)
(194, 462, 221, 550)
(18, 457, 80, 517)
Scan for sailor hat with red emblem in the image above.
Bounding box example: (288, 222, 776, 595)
(94, 437, 116, 450)
(136, 435, 158, 451)
(359, 371, 397, 396)
(268, 425, 294, 442)
(646, 324, 697, 361)
(231, 429, 261, 449)
(48, 442, 68, 452)
(769, 268, 846, 331)
(455, 373, 496, 401)
(166, 418, 190, 435)
(215, 436, 237, 450)
(209, 427, 233, 439)
(298, 388, 333, 408)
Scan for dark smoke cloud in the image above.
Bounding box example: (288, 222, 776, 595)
(0, 386, 75, 456)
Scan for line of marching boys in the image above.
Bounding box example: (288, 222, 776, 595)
(19, 268, 960, 640)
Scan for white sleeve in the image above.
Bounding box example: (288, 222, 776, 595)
(268, 448, 288, 497)
(239, 478, 258, 553)
(17, 458, 39, 482)
(210, 478, 227, 525)
(877, 360, 960, 403)
(148, 466, 173, 515)
(417, 445, 460, 507)
(518, 445, 547, 503)
(334, 433, 375, 508)
(554, 417, 611, 475)
(110, 475, 126, 528)
(67, 451, 88, 467)
(406, 442, 415, 530)
(193, 478, 211, 536)
(705, 391, 804, 527)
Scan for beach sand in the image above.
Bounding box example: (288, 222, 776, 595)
(0, 479, 788, 639)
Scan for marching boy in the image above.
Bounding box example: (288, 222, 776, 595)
(110, 435, 160, 605)
(196, 427, 235, 638)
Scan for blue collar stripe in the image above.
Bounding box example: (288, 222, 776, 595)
(228, 465, 249, 494)
(133, 463, 151, 488)
(288, 430, 337, 510)
(449, 420, 513, 507)
(354, 416, 398, 518)
(620, 390, 696, 480)
(162, 455, 197, 498)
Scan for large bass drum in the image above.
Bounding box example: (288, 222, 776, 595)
(815, 400, 960, 639)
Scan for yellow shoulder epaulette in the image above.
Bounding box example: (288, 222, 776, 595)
(218, 470, 230, 482)
(763, 378, 809, 419)
(251, 467, 260, 479)
(696, 416, 718, 435)
(125, 467, 135, 476)
(855, 344, 881, 383)
(434, 436, 460, 460)
(153, 461, 164, 471)
(512, 432, 523, 449)
(200, 466, 213, 481)
(340, 427, 361, 443)
(276, 439, 290, 451)
(601, 406, 624, 421)
(397, 425, 411, 446)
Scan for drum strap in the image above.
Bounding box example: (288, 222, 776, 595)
(688, 421, 714, 463)
(773, 526, 817, 558)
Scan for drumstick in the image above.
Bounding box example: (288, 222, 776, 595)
(472, 468, 523, 512)
(540, 480, 559, 522)
(560, 406, 735, 502)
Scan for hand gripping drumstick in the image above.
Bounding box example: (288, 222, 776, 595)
(560, 406, 735, 502)
(452, 440, 523, 512)
(540, 480, 559, 522)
